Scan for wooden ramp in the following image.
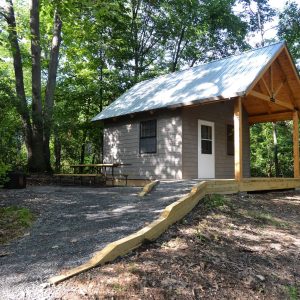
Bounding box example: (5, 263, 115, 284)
(49, 177, 300, 285)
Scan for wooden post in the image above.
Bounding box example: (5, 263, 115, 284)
(234, 97, 243, 181)
(293, 111, 299, 178)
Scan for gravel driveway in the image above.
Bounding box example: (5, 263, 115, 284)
(0, 180, 197, 299)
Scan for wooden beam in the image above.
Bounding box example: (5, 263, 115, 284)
(286, 80, 298, 109)
(274, 79, 286, 97)
(248, 90, 294, 110)
(261, 76, 271, 97)
(234, 97, 243, 181)
(284, 47, 300, 84)
(293, 111, 300, 178)
(248, 112, 293, 124)
(258, 80, 272, 114)
(274, 59, 297, 108)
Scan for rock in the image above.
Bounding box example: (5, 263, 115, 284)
(0, 252, 11, 257)
(244, 275, 256, 287)
(161, 278, 181, 287)
(270, 243, 281, 251)
(40, 282, 50, 289)
(256, 274, 265, 281)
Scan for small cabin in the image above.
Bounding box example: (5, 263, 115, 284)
(92, 42, 300, 181)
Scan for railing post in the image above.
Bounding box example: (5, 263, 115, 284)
(234, 97, 243, 182)
(293, 111, 299, 178)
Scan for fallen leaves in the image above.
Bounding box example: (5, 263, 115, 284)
(52, 191, 300, 299)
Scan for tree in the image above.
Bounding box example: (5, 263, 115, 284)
(0, 0, 62, 172)
(278, 1, 300, 65)
(163, 0, 248, 71)
(238, 0, 276, 46)
(0, 69, 25, 167)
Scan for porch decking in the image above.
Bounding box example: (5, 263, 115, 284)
(206, 177, 300, 194)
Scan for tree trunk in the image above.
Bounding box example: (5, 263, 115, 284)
(80, 131, 87, 165)
(171, 27, 185, 72)
(44, 9, 62, 172)
(30, 0, 47, 172)
(3, 0, 62, 172)
(131, 0, 141, 82)
(98, 51, 104, 163)
(3, 0, 37, 169)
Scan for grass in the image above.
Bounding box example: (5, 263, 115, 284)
(111, 283, 126, 292)
(246, 211, 289, 228)
(195, 229, 209, 243)
(0, 206, 35, 244)
(202, 194, 228, 210)
(285, 285, 299, 300)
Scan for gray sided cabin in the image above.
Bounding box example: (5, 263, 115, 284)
(92, 42, 300, 181)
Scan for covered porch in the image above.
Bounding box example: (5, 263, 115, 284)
(233, 44, 300, 183)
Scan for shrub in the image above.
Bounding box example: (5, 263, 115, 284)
(0, 162, 10, 186)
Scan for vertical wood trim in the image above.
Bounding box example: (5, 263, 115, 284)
(293, 111, 299, 178)
(234, 97, 243, 181)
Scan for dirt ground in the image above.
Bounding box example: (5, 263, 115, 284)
(52, 190, 300, 300)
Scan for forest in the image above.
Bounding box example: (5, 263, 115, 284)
(0, 0, 299, 178)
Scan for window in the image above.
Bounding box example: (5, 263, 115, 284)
(227, 124, 234, 156)
(201, 125, 212, 154)
(140, 120, 157, 154)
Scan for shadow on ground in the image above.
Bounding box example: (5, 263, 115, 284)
(0, 181, 196, 299)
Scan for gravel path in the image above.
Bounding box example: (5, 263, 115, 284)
(0, 180, 197, 300)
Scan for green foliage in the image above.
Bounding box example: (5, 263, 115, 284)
(278, 1, 300, 66)
(0, 206, 35, 244)
(0, 162, 10, 186)
(250, 122, 293, 177)
(1, 206, 34, 227)
(245, 210, 289, 228)
(203, 194, 228, 210)
(195, 228, 210, 243)
(285, 285, 299, 300)
(0, 69, 26, 170)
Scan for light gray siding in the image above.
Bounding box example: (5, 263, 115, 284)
(103, 101, 250, 180)
(103, 110, 183, 179)
(182, 101, 250, 179)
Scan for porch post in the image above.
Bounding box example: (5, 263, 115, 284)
(293, 111, 299, 178)
(234, 97, 243, 181)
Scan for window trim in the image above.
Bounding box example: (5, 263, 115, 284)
(139, 119, 157, 154)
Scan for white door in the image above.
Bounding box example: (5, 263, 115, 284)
(198, 120, 215, 178)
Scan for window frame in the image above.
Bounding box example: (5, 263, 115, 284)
(139, 119, 157, 154)
(201, 124, 213, 155)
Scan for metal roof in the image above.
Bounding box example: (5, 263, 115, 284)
(92, 41, 285, 121)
